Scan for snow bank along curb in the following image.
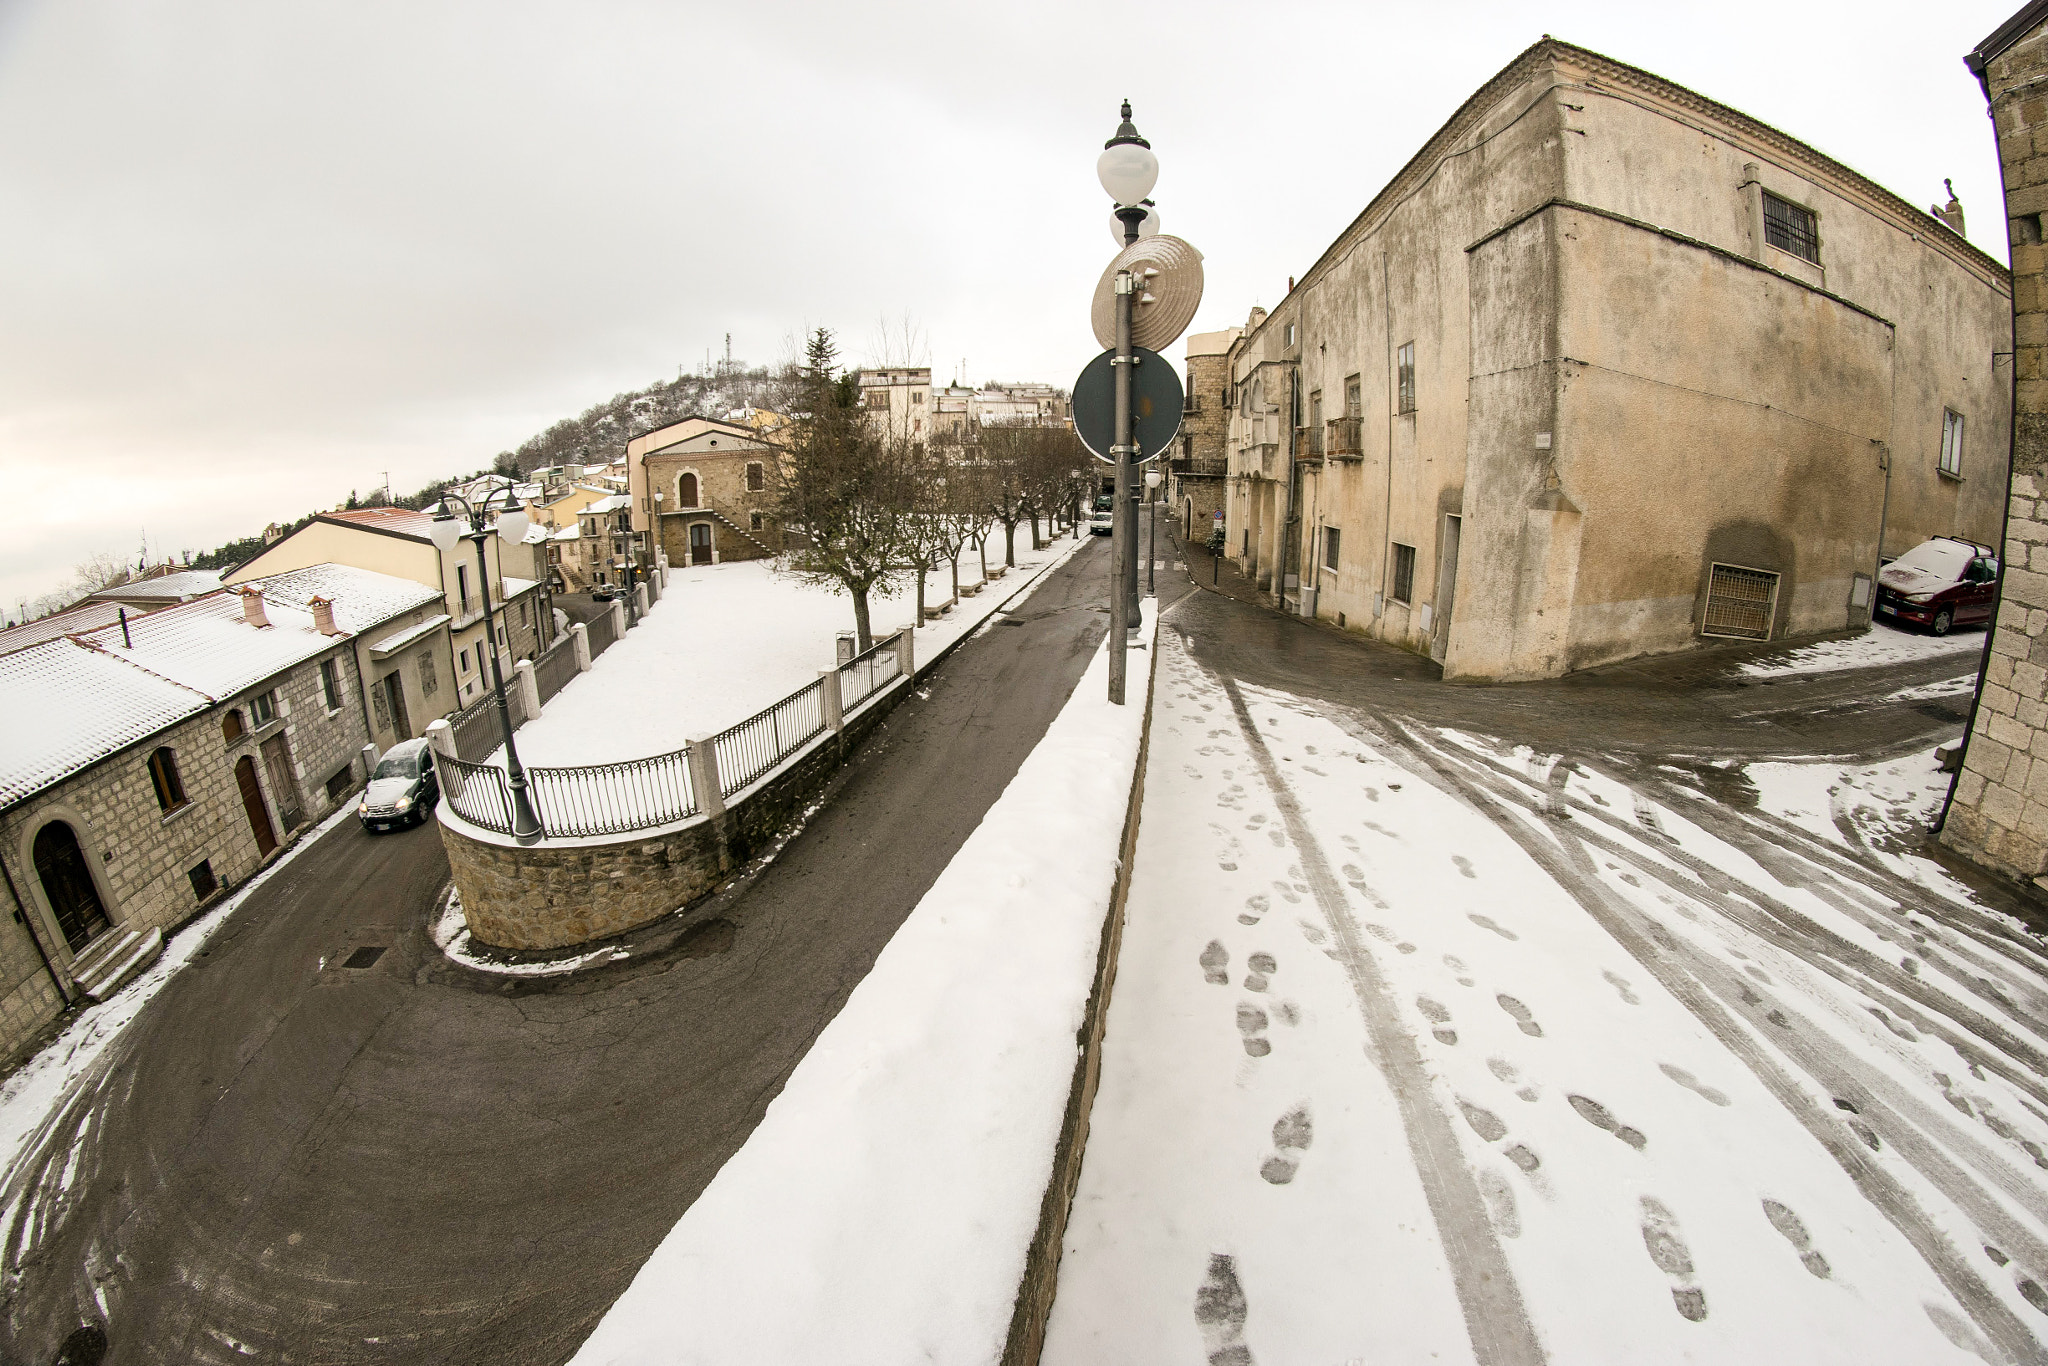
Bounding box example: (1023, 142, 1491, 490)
(1003, 606, 1164, 1366)
(568, 601, 1159, 1366)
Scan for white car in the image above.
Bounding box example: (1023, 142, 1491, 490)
(1089, 496, 1115, 536)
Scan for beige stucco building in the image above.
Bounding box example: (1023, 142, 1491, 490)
(225, 508, 544, 714)
(1224, 37, 2013, 681)
(626, 416, 783, 567)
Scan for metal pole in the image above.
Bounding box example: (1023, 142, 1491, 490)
(1108, 209, 1140, 705)
(1147, 484, 1156, 595)
(475, 528, 543, 841)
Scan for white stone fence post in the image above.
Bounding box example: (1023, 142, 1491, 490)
(611, 597, 628, 637)
(895, 624, 915, 678)
(571, 622, 591, 671)
(514, 659, 542, 723)
(688, 735, 724, 817)
(819, 669, 844, 733)
(634, 583, 650, 617)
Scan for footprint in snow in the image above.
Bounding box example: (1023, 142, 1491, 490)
(1488, 1055, 1541, 1103)
(1184, 766, 1204, 781)
(1867, 1006, 1918, 1041)
(1341, 863, 1365, 881)
(1640, 1197, 1708, 1321)
(1603, 970, 1641, 1005)
(1657, 1063, 1731, 1107)
(1244, 953, 1277, 993)
(1364, 923, 1397, 944)
(1260, 1105, 1314, 1184)
(1273, 880, 1302, 906)
(1238, 1004, 1272, 1057)
(1193, 1254, 1253, 1366)
(1266, 829, 1286, 847)
(1760, 1199, 1831, 1279)
(1296, 920, 1326, 945)
(1339, 833, 1361, 853)
(1302, 765, 1326, 776)
(1479, 1168, 1521, 1237)
(1497, 994, 1544, 1037)
(1568, 1094, 1647, 1149)
(1924, 1302, 1998, 1362)
(1459, 1099, 1508, 1142)
(1363, 787, 1380, 803)
(1200, 941, 1230, 986)
(1416, 996, 1457, 1045)
(1246, 813, 1268, 829)
(1239, 894, 1270, 926)
(1469, 914, 1520, 941)
(1444, 954, 1475, 987)
(1451, 855, 1477, 879)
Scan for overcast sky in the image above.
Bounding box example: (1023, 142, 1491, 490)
(0, 0, 2019, 616)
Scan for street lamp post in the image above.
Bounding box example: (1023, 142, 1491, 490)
(1145, 466, 1161, 596)
(429, 489, 542, 843)
(1098, 101, 1160, 706)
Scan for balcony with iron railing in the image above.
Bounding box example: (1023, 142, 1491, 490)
(1170, 456, 1229, 479)
(1295, 425, 1324, 463)
(1327, 416, 1363, 460)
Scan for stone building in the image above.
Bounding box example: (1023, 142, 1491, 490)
(1167, 328, 1241, 541)
(1224, 37, 2013, 681)
(626, 416, 783, 568)
(0, 583, 380, 1059)
(1942, 6, 2048, 889)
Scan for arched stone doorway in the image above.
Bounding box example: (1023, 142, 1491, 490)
(31, 821, 109, 953)
(236, 754, 278, 857)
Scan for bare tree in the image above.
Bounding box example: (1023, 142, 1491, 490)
(27, 550, 129, 618)
(1018, 427, 1091, 549)
(770, 329, 916, 651)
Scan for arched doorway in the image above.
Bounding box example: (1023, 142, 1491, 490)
(32, 822, 109, 953)
(690, 522, 713, 565)
(236, 754, 278, 857)
(677, 472, 700, 508)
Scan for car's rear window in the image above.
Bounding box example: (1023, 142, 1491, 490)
(1890, 540, 1971, 582)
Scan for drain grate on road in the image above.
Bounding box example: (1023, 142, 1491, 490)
(342, 946, 386, 970)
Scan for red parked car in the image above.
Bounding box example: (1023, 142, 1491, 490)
(1874, 536, 1999, 635)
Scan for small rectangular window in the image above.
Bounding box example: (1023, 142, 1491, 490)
(1396, 343, 1416, 414)
(865, 390, 890, 410)
(459, 648, 472, 674)
(1324, 527, 1341, 574)
(457, 563, 471, 608)
(1390, 543, 1417, 604)
(249, 691, 276, 726)
(1763, 192, 1820, 264)
(1284, 322, 1297, 347)
(320, 658, 342, 711)
(751, 511, 765, 531)
(747, 462, 765, 492)
(1940, 408, 1965, 478)
(149, 747, 188, 811)
(187, 860, 217, 901)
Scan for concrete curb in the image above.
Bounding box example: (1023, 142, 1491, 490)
(1002, 601, 1163, 1365)
(913, 531, 1091, 684)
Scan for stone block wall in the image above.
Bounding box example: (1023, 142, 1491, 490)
(444, 670, 907, 950)
(1944, 20, 2048, 888)
(647, 449, 781, 565)
(1169, 350, 1232, 539)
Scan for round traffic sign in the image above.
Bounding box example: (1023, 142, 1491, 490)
(1071, 347, 1184, 464)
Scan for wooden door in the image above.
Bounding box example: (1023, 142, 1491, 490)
(236, 754, 278, 857)
(32, 821, 109, 953)
(678, 472, 699, 508)
(260, 734, 304, 831)
(690, 522, 713, 565)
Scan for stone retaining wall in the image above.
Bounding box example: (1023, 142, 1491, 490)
(441, 677, 908, 949)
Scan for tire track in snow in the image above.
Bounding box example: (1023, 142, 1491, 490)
(1378, 719, 2048, 1366)
(1213, 669, 1547, 1366)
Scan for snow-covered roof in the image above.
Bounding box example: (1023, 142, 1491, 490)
(581, 494, 631, 516)
(322, 507, 436, 541)
(553, 525, 582, 541)
(72, 591, 351, 705)
(501, 576, 539, 599)
(0, 639, 208, 809)
(243, 563, 443, 631)
(86, 569, 223, 603)
(0, 602, 126, 657)
(368, 613, 451, 658)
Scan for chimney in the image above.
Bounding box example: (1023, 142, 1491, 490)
(240, 586, 271, 629)
(307, 595, 343, 636)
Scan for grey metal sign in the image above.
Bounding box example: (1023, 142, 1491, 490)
(1072, 346, 1184, 464)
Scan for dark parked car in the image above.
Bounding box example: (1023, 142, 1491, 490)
(358, 738, 440, 831)
(591, 582, 628, 602)
(1874, 536, 1999, 636)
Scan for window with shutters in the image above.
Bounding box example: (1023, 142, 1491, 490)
(320, 658, 342, 711)
(1396, 343, 1416, 414)
(1939, 409, 1965, 478)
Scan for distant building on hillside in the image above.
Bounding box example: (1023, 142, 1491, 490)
(1223, 36, 2012, 681)
(856, 368, 932, 441)
(626, 415, 783, 569)
(930, 381, 1073, 445)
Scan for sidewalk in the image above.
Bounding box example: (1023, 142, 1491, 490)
(1044, 627, 2048, 1365)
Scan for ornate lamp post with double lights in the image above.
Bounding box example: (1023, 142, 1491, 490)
(429, 487, 542, 842)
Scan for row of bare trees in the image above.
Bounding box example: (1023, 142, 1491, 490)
(771, 329, 1092, 650)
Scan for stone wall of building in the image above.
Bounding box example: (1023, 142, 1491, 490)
(1169, 348, 1232, 541)
(1944, 16, 2048, 889)
(444, 667, 908, 949)
(648, 450, 781, 566)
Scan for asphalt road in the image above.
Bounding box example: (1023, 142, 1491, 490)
(1, 537, 1118, 1365)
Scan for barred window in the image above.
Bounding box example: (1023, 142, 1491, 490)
(1396, 343, 1416, 414)
(1763, 192, 1819, 263)
(1324, 527, 1341, 574)
(1390, 543, 1417, 605)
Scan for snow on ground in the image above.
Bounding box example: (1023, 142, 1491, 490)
(1047, 630, 2048, 1365)
(513, 526, 1079, 766)
(1741, 622, 1984, 678)
(0, 803, 356, 1183)
(570, 601, 1157, 1366)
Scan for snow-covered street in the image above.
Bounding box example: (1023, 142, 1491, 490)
(1047, 626, 2048, 1365)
